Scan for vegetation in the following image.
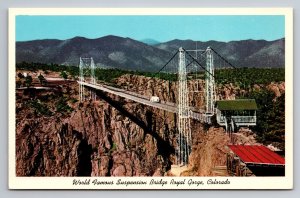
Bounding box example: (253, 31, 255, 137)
(38, 73, 47, 86)
(17, 62, 74, 72)
(16, 62, 284, 86)
(39, 93, 56, 102)
(60, 71, 68, 80)
(108, 142, 117, 155)
(17, 62, 79, 79)
(56, 97, 73, 114)
(69, 97, 78, 104)
(95, 69, 177, 82)
(16, 80, 22, 88)
(24, 75, 33, 87)
(214, 68, 285, 88)
(239, 90, 285, 151)
(28, 100, 52, 116)
(17, 72, 24, 78)
(94, 68, 129, 83)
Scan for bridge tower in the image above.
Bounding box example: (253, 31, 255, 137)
(79, 57, 96, 102)
(177, 47, 192, 165)
(205, 47, 215, 116)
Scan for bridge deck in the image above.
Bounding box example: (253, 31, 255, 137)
(78, 81, 210, 123)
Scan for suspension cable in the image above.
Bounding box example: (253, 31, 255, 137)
(156, 50, 179, 74)
(155, 47, 235, 80)
(210, 47, 237, 69)
(183, 48, 215, 78)
(187, 50, 207, 68)
(186, 59, 195, 68)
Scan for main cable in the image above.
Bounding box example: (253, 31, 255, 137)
(156, 50, 179, 74)
(210, 47, 237, 69)
(183, 48, 215, 79)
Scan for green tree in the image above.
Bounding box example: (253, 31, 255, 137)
(56, 97, 73, 113)
(38, 73, 47, 86)
(29, 100, 52, 116)
(17, 73, 24, 79)
(16, 80, 22, 88)
(240, 89, 285, 150)
(24, 75, 32, 87)
(60, 71, 68, 80)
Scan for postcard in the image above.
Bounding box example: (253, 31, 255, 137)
(8, 8, 293, 189)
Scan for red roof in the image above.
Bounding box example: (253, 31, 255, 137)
(228, 145, 285, 165)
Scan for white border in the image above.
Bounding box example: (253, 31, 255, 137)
(8, 8, 293, 189)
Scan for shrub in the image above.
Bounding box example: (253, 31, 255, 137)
(24, 75, 32, 87)
(16, 80, 22, 88)
(56, 97, 73, 113)
(70, 98, 78, 104)
(239, 89, 285, 150)
(17, 73, 24, 78)
(29, 100, 52, 116)
(60, 71, 68, 80)
(108, 142, 117, 155)
(38, 73, 47, 86)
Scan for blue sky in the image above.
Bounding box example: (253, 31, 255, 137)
(16, 15, 285, 42)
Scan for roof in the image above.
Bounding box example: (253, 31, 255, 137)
(228, 145, 285, 166)
(216, 99, 257, 111)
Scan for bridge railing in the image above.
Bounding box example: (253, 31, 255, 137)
(102, 83, 177, 107)
(219, 115, 257, 125)
(80, 81, 212, 123)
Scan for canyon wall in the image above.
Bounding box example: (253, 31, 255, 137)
(15, 74, 284, 176)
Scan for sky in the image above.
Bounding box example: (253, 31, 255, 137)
(16, 15, 285, 42)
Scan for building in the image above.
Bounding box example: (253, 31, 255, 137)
(215, 99, 257, 131)
(227, 145, 285, 176)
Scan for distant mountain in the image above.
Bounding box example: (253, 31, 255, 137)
(16, 36, 285, 72)
(140, 39, 161, 46)
(155, 38, 285, 68)
(16, 35, 172, 72)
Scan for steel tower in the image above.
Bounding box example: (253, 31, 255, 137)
(205, 47, 215, 115)
(177, 47, 192, 165)
(79, 57, 96, 102)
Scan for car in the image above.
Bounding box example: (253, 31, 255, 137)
(150, 96, 160, 103)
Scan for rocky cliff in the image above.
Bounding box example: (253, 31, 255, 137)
(15, 74, 284, 176)
(16, 78, 179, 176)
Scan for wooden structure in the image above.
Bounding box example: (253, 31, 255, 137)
(216, 99, 257, 131)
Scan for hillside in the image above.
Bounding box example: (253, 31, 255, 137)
(155, 38, 285, 68)
(16, 36, 172, 72)
(16, 36, 285, 71)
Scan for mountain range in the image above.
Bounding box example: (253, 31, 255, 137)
(16, 35, 285, 72)
(140, 38, 161, 46)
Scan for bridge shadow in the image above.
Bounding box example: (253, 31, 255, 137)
(95, 90, 175, 162)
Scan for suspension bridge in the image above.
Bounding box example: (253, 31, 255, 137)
(77, 46, 252, 166)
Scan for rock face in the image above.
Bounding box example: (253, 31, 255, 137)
(16, 97, 178, 176)
(16, 78, 179, 176)
(188, 127, 231, 176)
(115, 74, 206, 109)
(16, 119, 93, 176)
(267, 82, 285, 98)
(16, 74, 275, 177)
(185, 127, 259, 176)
